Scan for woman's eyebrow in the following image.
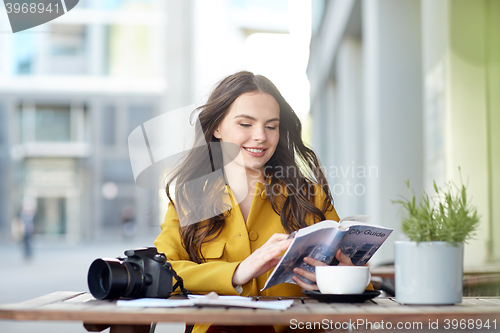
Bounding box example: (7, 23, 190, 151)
(265, 117, 280, 123)
(234, 114, 256, 120)
(234, 114, 280, 123)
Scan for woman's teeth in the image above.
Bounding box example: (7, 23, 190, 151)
(245, 148, 265, 153)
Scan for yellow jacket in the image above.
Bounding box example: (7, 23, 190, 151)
(154, 182, 339, 332)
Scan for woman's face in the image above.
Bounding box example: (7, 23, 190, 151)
(213, 91, 280, 179)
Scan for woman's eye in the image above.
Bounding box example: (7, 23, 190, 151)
(240, 123, 251, 127)
(266, 126, 277, 130)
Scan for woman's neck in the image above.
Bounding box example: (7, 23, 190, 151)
(223, 161, 265, 204)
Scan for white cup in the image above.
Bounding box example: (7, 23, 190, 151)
(315, 266, 371, 294)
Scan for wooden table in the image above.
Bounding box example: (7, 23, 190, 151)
(1, 292, 500, 332)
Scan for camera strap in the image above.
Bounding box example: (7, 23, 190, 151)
(164, 262, 190, 296)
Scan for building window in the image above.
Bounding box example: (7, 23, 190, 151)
(35, 105, 71, 142)
(19, 103, 88, 144)
(48, 24, 87, 75)
(13, 32, 36, 75)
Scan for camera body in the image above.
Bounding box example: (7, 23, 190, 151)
(88, 247, 186, 300)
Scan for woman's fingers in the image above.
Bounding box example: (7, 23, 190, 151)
(292, 275, 319, 291)
(293, 266, 316, 283)
(257, 237, 291, 258)
(303, 257, 328, 267)
(264, 233, 289, 245)
(232, 237, 292, 285)
(336, 249, 354, 266)
(290, 253, 353, 292)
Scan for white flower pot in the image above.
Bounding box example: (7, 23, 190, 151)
(394, 241, 463, 304)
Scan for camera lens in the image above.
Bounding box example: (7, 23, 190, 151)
(88, 258, 129, 300)
(100, 268, 110, 292)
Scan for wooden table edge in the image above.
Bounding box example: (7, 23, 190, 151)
(1, 305, 500, 325)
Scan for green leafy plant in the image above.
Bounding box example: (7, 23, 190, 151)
(393, 173, 480, 245)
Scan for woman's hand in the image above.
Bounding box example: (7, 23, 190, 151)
(232, 233, 292, 286)
(292, 249, 354, 291)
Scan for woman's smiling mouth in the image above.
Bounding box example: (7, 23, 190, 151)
(243, 147, 268, 156)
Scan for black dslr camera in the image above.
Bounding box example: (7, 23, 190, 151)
(87, 247, 188, 300)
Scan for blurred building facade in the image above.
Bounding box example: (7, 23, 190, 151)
(0, 0, 297, 243)
(0, 0, 171, 242)
(308, 0, 500, 266)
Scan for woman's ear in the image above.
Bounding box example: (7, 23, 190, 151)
(213, 126, 222, 139)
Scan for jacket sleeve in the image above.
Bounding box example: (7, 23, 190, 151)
(154, 202, 251, 296)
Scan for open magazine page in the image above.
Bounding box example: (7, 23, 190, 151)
(337, 224, 392, 265)
(261, 221, 344, 291)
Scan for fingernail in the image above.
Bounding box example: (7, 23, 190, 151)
(303, 257, 309, 262)
(293, 268, 299, 273)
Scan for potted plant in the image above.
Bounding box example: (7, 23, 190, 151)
(393, 173, 480, 304)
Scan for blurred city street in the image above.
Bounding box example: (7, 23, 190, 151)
(0, 235, 185, 333)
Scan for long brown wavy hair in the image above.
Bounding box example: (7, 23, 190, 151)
(166, 71, 334, 263)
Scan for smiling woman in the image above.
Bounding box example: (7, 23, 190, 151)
(154, 71, 343, 333)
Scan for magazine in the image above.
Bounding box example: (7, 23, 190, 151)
(261, 216, 393, 291)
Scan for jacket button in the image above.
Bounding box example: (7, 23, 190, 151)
(260, 190, 267, 200)
(249, 231, 259, 241)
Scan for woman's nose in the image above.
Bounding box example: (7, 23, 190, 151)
(252, 126, 267, 142)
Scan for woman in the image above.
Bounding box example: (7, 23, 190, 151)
(155, 71, 351, 333)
